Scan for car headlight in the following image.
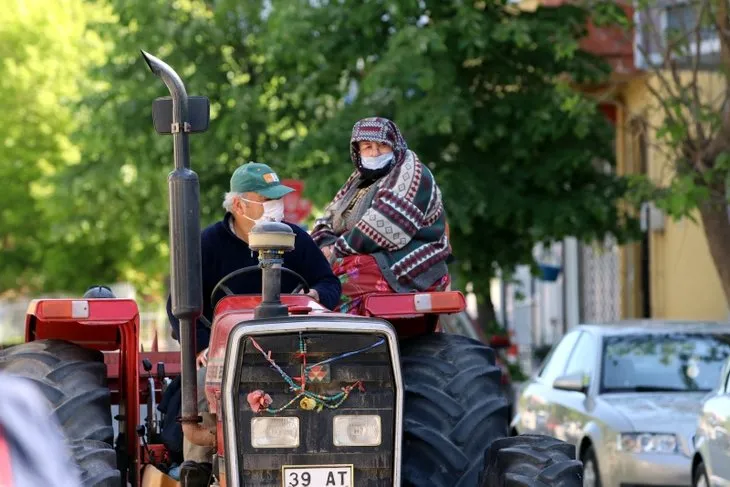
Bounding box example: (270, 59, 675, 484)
(251, 417, 300, 448)
(617, 433, 677, 454)
(333, 415, 382, 447)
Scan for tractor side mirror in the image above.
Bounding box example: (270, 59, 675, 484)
(152, 96, 210, 134)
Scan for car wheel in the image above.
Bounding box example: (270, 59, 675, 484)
(581, 445, 601, 487)
(694, 460, 709, 487)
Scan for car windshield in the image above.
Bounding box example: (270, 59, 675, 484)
(601, 332, 730, 393)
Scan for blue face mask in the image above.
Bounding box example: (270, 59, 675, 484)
(360, 152, 394, 170)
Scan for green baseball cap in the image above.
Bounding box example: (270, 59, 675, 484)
(230, 162, 294, 199)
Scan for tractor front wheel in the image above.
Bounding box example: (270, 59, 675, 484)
(0, 339, 120, 486)
(481, 434, 583, 486)
(399, 333, 510, 486)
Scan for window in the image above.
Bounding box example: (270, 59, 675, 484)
(601, 332, 730, 393)
(564, 333, 597, 378)
(634, 0, 720, 69)
(538, 331, 581, 385)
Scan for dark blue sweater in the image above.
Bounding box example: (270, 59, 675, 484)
(167, 213, 342, 353)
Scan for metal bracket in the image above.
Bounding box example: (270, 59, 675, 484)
(171, 122, 192, 134)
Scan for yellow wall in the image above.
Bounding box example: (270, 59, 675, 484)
(617, 75, 729, 321)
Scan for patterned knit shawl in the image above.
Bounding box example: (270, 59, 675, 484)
(312, 117, 451, 292)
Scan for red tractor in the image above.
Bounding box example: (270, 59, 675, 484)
(0, 52, 581, 487)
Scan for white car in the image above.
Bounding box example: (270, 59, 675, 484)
(512, 321, 730, 487)
(692, 356, 730, 486)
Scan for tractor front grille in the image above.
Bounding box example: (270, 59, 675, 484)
(232, 332, 396, 487)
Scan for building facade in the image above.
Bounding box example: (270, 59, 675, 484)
(496, 0, 730, 360)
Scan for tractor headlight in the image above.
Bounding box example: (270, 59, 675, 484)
(251, 417, 300, 448)
(333, 415, 382, 447)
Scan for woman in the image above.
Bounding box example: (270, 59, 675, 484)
(311, 117, 451, 314)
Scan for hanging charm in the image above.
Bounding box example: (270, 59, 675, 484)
(306, 364, 331, 383)
(247, 336, 384, 414)
(299, 397, 317, 411)
(247, 390, 273, 413)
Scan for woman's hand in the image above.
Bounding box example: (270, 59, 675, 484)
(298, 288, 320, 302)
(321, 245, 333, 260)
(196, 348, 209, 369)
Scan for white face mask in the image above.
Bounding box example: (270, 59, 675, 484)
(243, 198, 284, 223)
(360, 152, 394, 170)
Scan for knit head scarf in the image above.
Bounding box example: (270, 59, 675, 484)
(350, 117, 408, 180)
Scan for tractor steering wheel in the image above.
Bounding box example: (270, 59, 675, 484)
(210, 265, 311, 308)
(196, 266, 310, 330)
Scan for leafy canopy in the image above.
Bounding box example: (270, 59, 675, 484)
(3, 0, 639, 300)
(0, 0, 110, 294)
(256, 0, 639, 291)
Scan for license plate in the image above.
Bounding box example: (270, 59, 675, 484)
(281, 464, 353, 487)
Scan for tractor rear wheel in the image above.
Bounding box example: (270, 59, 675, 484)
(0, 339, 120, 486)
(400, 333, 510, 487)
(481, 434, 583, 486)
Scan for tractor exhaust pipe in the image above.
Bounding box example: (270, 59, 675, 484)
(248, 221, 296, 319)
(140, 51, 205, 439)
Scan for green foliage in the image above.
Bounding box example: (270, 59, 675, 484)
(257, 0, 640, 293)
(592, 0, 730, 217)
(0, 0, 110, 293)
(3, 0, 640, 300)
(32, 0, 277, 296)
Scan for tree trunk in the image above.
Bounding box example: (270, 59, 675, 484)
(476, 289, 499, 336)
(698, 195, 730, 306)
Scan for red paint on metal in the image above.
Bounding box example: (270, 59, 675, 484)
(105, 352, 181, 380)
(362, 292, 466, 318)
(105, 351, 180, 404)
(24, 299, 141, 486)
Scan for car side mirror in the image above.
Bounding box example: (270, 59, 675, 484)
(553, 373, 589, 394)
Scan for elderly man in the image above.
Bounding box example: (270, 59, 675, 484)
(166, 161, 341, 354)
(162, 162, 341, 474)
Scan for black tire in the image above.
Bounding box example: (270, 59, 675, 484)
(481, 434, 583, 487)
(0, 339, 120, 486)
(581, 445, 601, 487)
(400, 333, 510, 487)
(693, 459, 709, 487)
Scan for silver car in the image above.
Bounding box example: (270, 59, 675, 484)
(692, 356, 730, 487)
(512, 321, 730, 487)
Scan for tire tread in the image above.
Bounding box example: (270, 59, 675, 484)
(481, 434, 583, 487)
(0, 339, 120, 486)
(401, 333, 510, 487)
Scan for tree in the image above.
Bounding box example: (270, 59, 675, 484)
(255, 0, 640, 323)
(4, 0, 640, 316)
(40, 0, 277, 297)
(0, 0, 110, 294)
(596, 0, 730, 305)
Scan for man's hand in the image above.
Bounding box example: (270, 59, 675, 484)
(196, 348, 209, 369)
